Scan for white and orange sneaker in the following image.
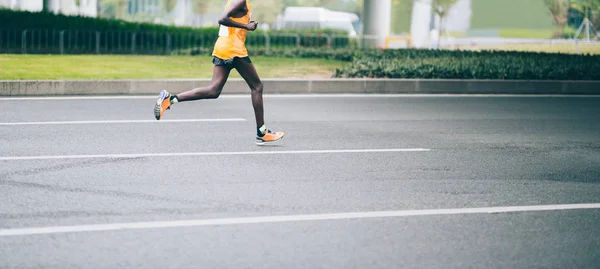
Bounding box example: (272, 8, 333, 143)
(256, 129, 284, 145)
(154, 89, 173, 120)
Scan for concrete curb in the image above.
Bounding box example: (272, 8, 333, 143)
(1, 79, 599, 96)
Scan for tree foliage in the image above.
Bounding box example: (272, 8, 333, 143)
(430, 0, 460, 18)
(191, 0, 210, 16)
(568, 0, 600, 38)
(428, 0, 460, 47)
(163, 0, 177, 13)
(544, 0, 570, 36)
(249, 0, 285, 23)
(569, 0, 600, 14)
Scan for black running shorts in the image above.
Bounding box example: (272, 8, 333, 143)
(212, 56, 252, 67)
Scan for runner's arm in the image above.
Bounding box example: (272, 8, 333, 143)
(217, 0, 255, 30)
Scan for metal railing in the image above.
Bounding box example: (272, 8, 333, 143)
(1, 28, 395, 55)
(3, 28, 596, 55)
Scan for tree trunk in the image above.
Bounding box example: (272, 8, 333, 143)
(559, 22, 565, 37)
(437, 15, 444, 49)
(553, 17, 567, 38)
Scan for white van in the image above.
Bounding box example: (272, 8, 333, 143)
(276, 6, 359, 37)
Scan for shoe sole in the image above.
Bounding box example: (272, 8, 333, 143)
(154, 90, 168, 120)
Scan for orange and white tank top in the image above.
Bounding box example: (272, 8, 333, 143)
(212, 0, 251, 60)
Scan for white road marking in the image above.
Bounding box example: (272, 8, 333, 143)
(1, 94, 599, 101)
(0, 96, 158, 100)
(0, 203, 598, 237)
(0, 118, 246, 126)
(0, 148, 430, 161)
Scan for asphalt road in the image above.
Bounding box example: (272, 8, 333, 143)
(1, 94, 599, 269)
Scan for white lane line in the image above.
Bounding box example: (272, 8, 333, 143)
(0, 96, 157, 100)
(1, 94, 599, 100)
(0, 148, 430, 161)
(1, 203, 598, 237)
(0, 118, 245, 126)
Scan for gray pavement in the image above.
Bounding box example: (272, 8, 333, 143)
(1, 94, 600, 269)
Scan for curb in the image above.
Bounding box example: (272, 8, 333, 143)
(1, 79, 599, 96)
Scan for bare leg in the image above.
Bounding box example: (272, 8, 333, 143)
(176, 64, 232, 101)
(233, 58, 264, 127)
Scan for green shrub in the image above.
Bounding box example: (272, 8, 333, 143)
(172, 47, 357, 62)
(333, 49, 600, 80)
(0, 8, 354, 54)
(177, 47, 600, 80)
(0, 8, 200, 34)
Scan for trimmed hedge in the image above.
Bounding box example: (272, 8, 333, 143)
(332, 49, 600, 80)
(0, 8, 200, 33)
(174, 47, 357, 62)
(0, 8, 352, 54)
(176, 47, 600, 80)
(0, 8, 216, 54)
(1, 8, 349, 34)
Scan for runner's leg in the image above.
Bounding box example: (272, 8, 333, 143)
(233, 57, 264, 127)
(233, 57, 284, 144)
(154, 63, 232, 120)
(176, 64, 232, 101)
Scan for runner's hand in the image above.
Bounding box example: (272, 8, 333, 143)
(245, 21, 258, 31)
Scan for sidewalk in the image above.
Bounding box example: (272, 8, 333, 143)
(1, 78, 599, 96)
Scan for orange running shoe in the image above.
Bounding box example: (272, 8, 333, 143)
(154, 89, 172, 120)
(256, 129, 285, 145)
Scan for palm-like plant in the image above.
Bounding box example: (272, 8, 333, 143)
(544, 0, 570, 37)
(570, 0, 600, 15)
(570, 0, 600, 39)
